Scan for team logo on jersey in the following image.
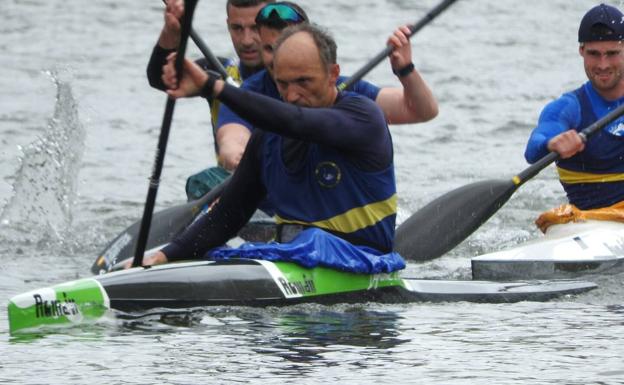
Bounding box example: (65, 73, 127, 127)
(608, 120, 624, 137)
(315, 161, 341, 188)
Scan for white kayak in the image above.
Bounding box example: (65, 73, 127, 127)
(472, 220, 624, 280)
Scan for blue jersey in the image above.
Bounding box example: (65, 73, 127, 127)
(260, 92, 396, 253)
(525, 81, 624, 209)
(216, 69, 381, 133)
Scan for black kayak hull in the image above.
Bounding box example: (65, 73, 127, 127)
(8, 259, 597, 334)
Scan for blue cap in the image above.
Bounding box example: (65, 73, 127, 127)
(578, 3, 624, 42)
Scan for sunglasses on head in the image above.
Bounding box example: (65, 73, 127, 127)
(257, 3, 305, 23)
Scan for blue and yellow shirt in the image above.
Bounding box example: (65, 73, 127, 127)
(525, 81, 624, 209)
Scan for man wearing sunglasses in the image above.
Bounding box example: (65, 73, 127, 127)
(140, 24, 405, 274)
(215, 2, 438, 174)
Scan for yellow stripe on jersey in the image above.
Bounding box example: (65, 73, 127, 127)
(275, 194, 397, 234)
(210, 62, 243, 136)
(557, 167, 624, 184)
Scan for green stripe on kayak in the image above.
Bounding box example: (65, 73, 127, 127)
(270, 261, 404, 298)
(8, 278, 110, 334)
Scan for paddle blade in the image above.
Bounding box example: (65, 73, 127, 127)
(395, 179, 516, 261)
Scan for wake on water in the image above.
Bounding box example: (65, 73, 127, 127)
(0, 71, 85, 249)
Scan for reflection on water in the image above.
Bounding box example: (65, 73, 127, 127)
(250, 307, 405, 364)
(119, 304, 407, 365)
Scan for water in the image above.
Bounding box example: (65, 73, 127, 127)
(1, 0, 624, 383)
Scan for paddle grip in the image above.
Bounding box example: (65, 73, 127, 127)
(172, 0, 198, 86)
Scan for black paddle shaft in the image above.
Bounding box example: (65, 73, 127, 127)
(133, 0, 199, 267)
(190, 29, 228, 78)
(338, 0, 458, 91)
(158, 2, 227, 79)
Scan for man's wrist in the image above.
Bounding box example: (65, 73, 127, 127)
(393, 62, 415, 78)
(158, 28, 180, 50)
(154, 44, 176, 55)
(199, 70, 222, 99)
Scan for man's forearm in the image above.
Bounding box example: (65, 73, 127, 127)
(216, 123, 252, 171)
(147, 45, 175, 91)
(163, 133, 266, 261)
(376, 71, 438, 125)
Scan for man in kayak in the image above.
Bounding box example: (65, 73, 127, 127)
(525, 3, 624, 231)
(212, 1, 312, 173)
(141, 23, 405, 273)
(147, 0, 274, 198)
(216, 1, 438, 172)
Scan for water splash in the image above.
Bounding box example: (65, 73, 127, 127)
(0, 71, 85, 244)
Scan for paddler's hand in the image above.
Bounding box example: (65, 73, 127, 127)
(162, 53, 225, 99)
(143, 251, 169, 266)
(547, 129, 585, 159)
(388, 25, 413, 75)
(123, 251, 169, 269)
(158, 0, 184, 50)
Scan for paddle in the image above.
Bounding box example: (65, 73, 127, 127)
(190, 29, 239, 86)
(92, 21, 247, 275)
(132, 0, 199, 268)
(394, 103, 624, 261)
(338, 0, 458, 91)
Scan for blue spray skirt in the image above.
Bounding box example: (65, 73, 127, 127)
(209, 228, 406, 274)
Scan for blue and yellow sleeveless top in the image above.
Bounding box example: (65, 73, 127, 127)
(260, 134, 397, 252)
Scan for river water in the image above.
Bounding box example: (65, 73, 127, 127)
(2, 0, 624, 383)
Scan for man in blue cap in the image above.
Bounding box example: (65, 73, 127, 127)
(525, 3, 624, 228)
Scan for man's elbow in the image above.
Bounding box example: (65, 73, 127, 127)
(407, 98, 438, 124)
(420, 100, 439, 122)
(524, 147, 540, 164)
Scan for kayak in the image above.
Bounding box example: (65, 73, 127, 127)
(472, 220, 624, 280)
(9, 258, 597, 334)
